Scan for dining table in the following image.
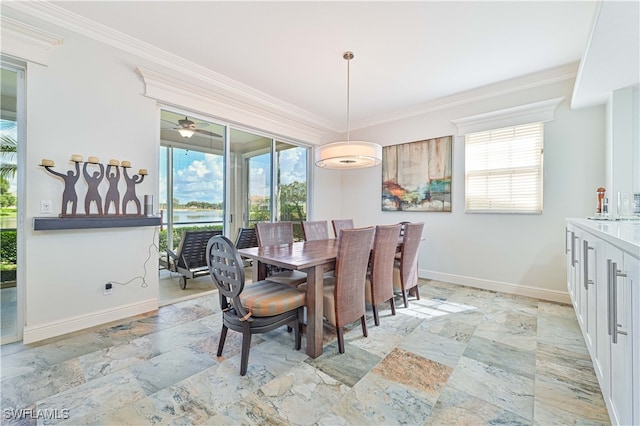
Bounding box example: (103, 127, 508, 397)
(237, 238, 339, 358)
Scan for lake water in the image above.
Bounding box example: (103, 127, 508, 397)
(162, 209, 224, 227)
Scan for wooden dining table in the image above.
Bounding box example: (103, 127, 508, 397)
(237, 239, 339, 358)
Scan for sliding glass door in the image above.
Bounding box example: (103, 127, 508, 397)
(1, 63, 24, 344)
(275, 141, 307, 240)
(159, 110, 225, 252)
(160, 108, 310, 250)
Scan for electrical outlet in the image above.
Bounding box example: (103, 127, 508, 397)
(40, 200, 52, 214)
(104, 282, 113, 295)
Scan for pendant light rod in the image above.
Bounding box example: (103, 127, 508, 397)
(344, 51, 353, 141)
(314, 50, 382, 169)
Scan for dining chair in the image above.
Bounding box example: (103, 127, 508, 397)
(255, 222, 307, 288)
(206, 235, 305, 376)
(365, 224, 402, 326)
(395, 221, 411, 259)
(331, 219, 354, 238)
(393, 222, 425, 308)
(322, 226, 375, 353)
(302, 220, 330, 241)
(256, 221, 294, 246)
(235, 227, 258, 267)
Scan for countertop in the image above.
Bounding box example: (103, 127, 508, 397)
(567, 218, 640, 258)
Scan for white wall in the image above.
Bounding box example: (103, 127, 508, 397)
(325, 79, 606, 302)
(22, 29, 161, 342)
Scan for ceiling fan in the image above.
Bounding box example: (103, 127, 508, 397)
(161, 116, 222, 138)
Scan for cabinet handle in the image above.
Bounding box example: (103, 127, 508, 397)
(565, 228, 570, 254)
(582, 240, 593, 289)
(611, 262, 627, 344)
(607, 259, 613, 337)
(571, 233, 578, 266)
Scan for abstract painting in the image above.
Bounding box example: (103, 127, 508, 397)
(382, 135, 452, 212)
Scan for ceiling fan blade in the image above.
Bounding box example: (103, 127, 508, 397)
(194, 128, 222, 138)
(161, 118, 178, 127)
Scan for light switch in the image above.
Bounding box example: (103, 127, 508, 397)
(40, 200, 52, 214)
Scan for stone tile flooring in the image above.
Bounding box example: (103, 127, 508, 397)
(0, 280, 610, 425)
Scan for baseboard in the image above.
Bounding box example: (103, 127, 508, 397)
(22, 298, 158, 344)
(420, 269, 571, 304)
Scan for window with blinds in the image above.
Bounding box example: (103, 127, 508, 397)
(465, 122, 543, 213)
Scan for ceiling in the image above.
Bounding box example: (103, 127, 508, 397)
(6, 1, 602, 131)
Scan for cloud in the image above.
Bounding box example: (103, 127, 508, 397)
(159, 146, 308, 205)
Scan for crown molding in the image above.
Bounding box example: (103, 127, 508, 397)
(2, 1, 336, 138)
(0, 16, 63, 66)
(450, 96, 565, 135)
(353, 63, 578, 131)
(137, 67, 329, 144)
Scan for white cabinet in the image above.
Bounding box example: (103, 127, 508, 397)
(606, 244, 634, 425)
(581, 233, 600, 357)
(566, 225, 580, 311)
(628, 254, 640, 426)
(566, 219, 639, 426)
(592, 235, 610, 395)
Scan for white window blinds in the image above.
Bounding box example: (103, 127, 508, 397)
(465, 122, 543, 213)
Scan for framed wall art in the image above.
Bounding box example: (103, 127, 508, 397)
(382, 135, 452, 212)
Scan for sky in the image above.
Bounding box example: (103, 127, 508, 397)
(159, 146, 306, 205)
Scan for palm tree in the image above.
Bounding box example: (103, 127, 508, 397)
(0, 121, 17, 180)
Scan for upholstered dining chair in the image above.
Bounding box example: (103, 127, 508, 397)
(322, 226, 375, 353)
(393, 222, 425, 308)
(206, 235, 305, 376)
(301, 220, 330, 241)
(365, 224, 402, 326)
(331, 219, 354, 238)
(255, 222, 307, 288)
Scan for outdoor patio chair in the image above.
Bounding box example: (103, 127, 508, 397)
(163, 229, 222, 289)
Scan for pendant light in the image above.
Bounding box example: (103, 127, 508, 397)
(315, 51, 382, 169)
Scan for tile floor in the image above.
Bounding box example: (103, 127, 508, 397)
(0, 279, 610, 425)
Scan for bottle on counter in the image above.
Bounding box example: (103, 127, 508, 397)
(596, 187, 606, 214)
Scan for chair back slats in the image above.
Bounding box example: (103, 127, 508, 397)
(206, 236, 248, 315)
(302, 220, 329, 241)
(369, 224, 402, 304)
(331, 219, 354, 238)
(256, 222, 294, 246)
(399, 222, 424, 290)
(333, 226, 375, 327)
(235, 227, 258, 249)
(177, 230, 222, 270)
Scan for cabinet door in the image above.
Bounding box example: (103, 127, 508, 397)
(566, 227, 579, 307)
(571, 230, 587, 326)
(582, 236, 599, 354)
(607, 245, 633, 426)
(624, 254, 639, 426)
(594, 238, 610, 397)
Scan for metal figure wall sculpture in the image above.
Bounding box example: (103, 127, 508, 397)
(40, 156, 149, 217)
